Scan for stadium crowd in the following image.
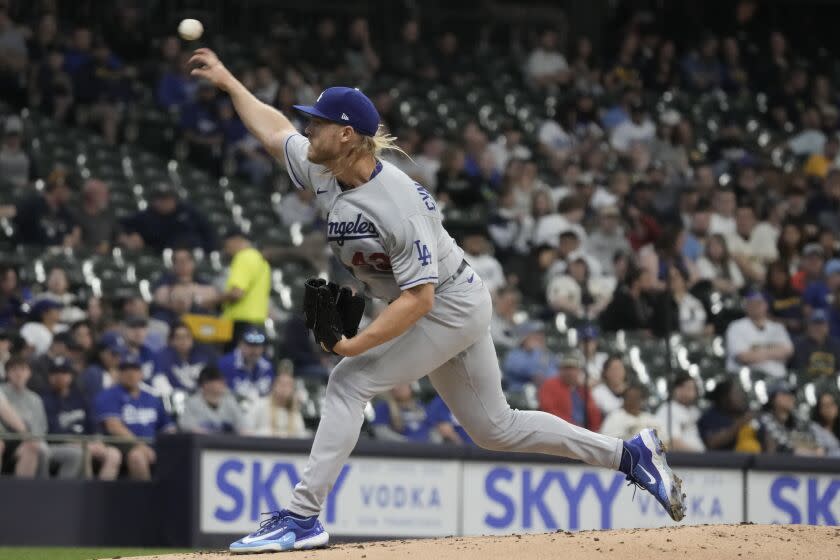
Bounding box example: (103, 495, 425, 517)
(1, 0, 840, 479)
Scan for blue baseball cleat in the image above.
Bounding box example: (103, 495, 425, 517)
(229, 510, 329, 553)
(623, 428, 687, 521)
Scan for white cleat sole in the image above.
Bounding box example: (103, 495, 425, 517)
(229, 531, 330, 554)
(642, 428, 687, 522)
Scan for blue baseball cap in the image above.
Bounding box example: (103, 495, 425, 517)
(99, 332, 127, 357)
(241, 326, 267, 346)
(810, 309, 829, 324)
(118, 356, 142, 371)
(293, 87, 380, 137)
(825, 258, 840, 276)
(580, 324, 600, 340)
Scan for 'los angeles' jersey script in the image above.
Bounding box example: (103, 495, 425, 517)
(283, 133, 464, 302)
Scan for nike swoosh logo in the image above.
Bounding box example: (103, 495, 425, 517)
(241, 525, 288, 544)
(316, 188, 328, 195)
(467, 274, 475, 283)
(638, 465, 657, 485)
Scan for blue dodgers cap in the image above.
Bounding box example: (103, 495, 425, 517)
(241, 326, 267, 345)
(293, 87, 380, 136)
(99, 332, 127, 357)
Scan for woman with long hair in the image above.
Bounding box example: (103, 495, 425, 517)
(246, 366, 309, 438)
(764, 260, 804, 334)
(696, 234, 744, 294)
(810, 392, 840, 456)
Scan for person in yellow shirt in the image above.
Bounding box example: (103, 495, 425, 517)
(803, 136, 839, 178)
(218, 228, 271, 347)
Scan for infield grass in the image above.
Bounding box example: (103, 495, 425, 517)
(0, 547, 192, 560)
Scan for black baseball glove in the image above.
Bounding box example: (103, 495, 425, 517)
(303, 279, 365, 353)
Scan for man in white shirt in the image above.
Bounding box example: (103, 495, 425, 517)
(610, 102, 655, 152)
(725, 204, 778, 282)
(654, 373, 705, 452)
(525, 30, 569, 90)
(708, 188, 737, 235)
(725, 290, 793, 378)
(462, 234, 505, 295)
(787, 108, 826, 156)
(600, 384, 663, 440)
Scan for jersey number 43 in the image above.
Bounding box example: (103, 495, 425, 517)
(352, 251, 392, 271)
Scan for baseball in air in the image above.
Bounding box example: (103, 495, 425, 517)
(178, 18, 204, 41)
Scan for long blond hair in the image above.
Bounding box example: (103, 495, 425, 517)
(328, 125, 411, 178)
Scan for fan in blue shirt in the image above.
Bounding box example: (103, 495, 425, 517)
(425, 395, 473, 445)
(122, 317, 157, 380)
(95, 358, 175, 480)
(217, 328, 274, 401)
(153, 323, 217, 392)
(42, 358, 124, 479)
(371, 385, 430, 443)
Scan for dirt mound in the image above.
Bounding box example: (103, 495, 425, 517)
(112, 524, 840, 560)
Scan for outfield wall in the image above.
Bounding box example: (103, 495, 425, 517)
(0, 434, 837, 547)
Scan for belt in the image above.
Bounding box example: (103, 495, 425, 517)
(438, 259, 469, 289)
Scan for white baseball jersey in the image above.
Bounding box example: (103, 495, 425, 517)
(282, 133, 465, 304)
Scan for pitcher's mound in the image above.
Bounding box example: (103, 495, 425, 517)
(112, 524, 840, 560)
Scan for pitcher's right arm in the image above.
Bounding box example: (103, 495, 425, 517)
(189, 48, 297, 161)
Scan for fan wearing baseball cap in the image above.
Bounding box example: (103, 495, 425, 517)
(724, 289, 793, 378)
(790, 309, 840, 379)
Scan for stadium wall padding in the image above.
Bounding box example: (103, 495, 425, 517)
(1, 434, 838, 547)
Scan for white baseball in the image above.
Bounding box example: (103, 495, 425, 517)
(178, 18, 204, 41)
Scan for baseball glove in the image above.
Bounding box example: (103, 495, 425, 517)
(303, 279, 365, 353)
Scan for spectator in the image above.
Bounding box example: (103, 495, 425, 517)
(151, 323, 216, 394)
(696, 234, 745, 295)
(122, 316, 156, 381)
(371, 384, 430, 442)
(791, 243, 826, 293)
(72, 178, 119, 253)
(682, 201, 711, 263)
(218, 228, 271, 342)
(178, 366, 243, 434)
(502, 321, 558, 389)
(490, 286, 521, 351)
(532, 194, 588, 248)
(180, 81, 223, 169)
(803, 136, 839, 178)
(757, 382, 821, 455)
(0, 4, 27, 104)
(245, 367, 309, 438)
(385, 20, 430, 79)
(435, 146, 486, 208)
(119, 294, 168, 352)
(525, 29, 569, 91)
(425, 395, 472, 445)
(803, 258, 840, 313)
(27, 331, 76, 393)
(14, 168, 80, 247)
(303, 18, 344, 77)
(282, 315, 331, 380)
(0, 115, 29, 189)
(39, 358, 121, 479)
(20, 298, 65, 356)
(156, 50, 195, 111)
(344, 17, 380, 85)
(806, 169, 840, 234)
(697, 378, 759, 452)
(462, 234, 505, 295)
(811, 392, 840, 457)
(585, 206, 631, 276)
(0, 357, 42, 477)
(218, 326, 273, 401)
(654, 373, 705, 451)
(681, 34, 722, 92)
(599, 384, 662, 440)
(788, 107, 826, 156)
(666, 265, 708, 336)
(31, 47, 73, 122)
(151, 247, 220, 325)
(578, 325, 608, 383)
(95, 357, 175, 480)
(600, 266, 656, 333)
(278, 187, 317, 229)
(538, 352, 602, 431)
(41, 267, 85, 325)
(592, 356, 626, 415)
(120, 181, 216, 253)
(0, 265, 30, 329)
(764, 260, 804, 334)
(725, 290, 793, 378)
(709, 188, 737, 235)
(610, 100, 655, 153)
(789, 309, 840, 380)
(78, 334, 125, 404)
(725, 203, 777, 283)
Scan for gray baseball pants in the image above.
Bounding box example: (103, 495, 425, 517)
(289, 270, 623, 517)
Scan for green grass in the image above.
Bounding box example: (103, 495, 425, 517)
(0, 547, 192, 560)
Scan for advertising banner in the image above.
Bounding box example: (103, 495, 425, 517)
(747, 471, 840, 525)
(200, 450, 461, 536)
(461, 463, 743, 534)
